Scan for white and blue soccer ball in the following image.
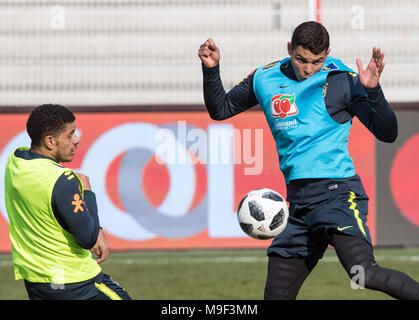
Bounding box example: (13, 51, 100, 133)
(237, 188, 289, 240)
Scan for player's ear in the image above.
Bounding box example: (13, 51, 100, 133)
(325, 48, 331, 58)
(287, 42, 293, 56)
(44, 135, 56, 150)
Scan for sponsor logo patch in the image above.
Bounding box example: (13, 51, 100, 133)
(271, 93, 298, 119)
(72, 193, 84, 213)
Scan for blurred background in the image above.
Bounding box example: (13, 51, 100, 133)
(0, 0, 418, 250)
(0, 0, 417, 106)
(0, 0, 418, 301)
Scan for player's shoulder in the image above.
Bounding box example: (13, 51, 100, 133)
(327, 69, 360, 86)
(54, 170, 81, 194)
(236, 68, 257, 86)
(259, 58, 291, 72)
(261, 60, 281, 70)
(252, 59, 286, 82)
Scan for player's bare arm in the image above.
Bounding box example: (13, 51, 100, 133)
(356, 47, 385, 88)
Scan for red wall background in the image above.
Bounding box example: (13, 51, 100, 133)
(0, 111, 375, 251)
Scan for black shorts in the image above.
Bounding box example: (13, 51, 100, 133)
(25, 272, 131, 300)
(267, 175, 372, 261)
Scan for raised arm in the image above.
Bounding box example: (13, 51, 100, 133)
(348, 48, 397, 142)
(198, 38, 259, 120)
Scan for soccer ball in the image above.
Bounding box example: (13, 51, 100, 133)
(237, 188, 289, 240)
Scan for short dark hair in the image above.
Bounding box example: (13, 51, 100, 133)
(27, 104, 75, 148)
(290, 21, 330, 55)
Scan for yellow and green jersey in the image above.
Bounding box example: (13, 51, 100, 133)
(4, 147, 101, 284)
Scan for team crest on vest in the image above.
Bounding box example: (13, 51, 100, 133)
(271, 93, 298, 119)
(322, 62, 339, 71)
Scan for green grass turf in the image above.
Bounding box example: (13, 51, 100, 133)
(1, 247, 419, 300)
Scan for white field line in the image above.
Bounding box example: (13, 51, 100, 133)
(94, 254, 419, 265)
(322, 255, 419, 263)
(1, 255, 419, 267)
(106, 256, 267, 265)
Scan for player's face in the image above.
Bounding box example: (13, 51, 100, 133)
(53, 122, 80, 163)
(288, 44, 330, 81)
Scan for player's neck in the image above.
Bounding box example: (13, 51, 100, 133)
(281, 63, 300, 82)
(30, 146, 58, 162)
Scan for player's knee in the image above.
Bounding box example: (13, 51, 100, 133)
(264, 286, 297, 300)
(351, 262, 418, 299)
(264, 255, 312, 300)
(362, 263, 382, 289)
(362, 263, 404, 292)
(264, 274, 301, 300)
(267, 294, 297, 300)
(347, 260, 379, 290)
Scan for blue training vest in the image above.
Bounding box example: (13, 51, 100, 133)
(253, 56, 356, 184)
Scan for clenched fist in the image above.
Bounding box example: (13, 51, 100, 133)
(198, 38, 220, 68)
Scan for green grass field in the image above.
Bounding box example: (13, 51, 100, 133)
(1, 247, 419, 300)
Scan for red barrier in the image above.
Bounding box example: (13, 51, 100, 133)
(376, 110, 419, 246)
(0, 111, 375, 251)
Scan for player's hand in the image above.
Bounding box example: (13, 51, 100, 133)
(198, 38, 220, 68)
(76, 173, 92, 191)
(356, 47, 385, 88)
(92, 229, 110, 264)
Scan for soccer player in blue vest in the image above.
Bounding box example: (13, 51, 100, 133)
(198, 21, 419, 299)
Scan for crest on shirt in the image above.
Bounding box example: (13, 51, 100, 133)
(271, 93, 298, 119)
(322, 62, 339, 71)
(323, 82, 328, 97)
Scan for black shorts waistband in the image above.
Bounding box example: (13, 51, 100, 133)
(286, 174, 366, 204)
